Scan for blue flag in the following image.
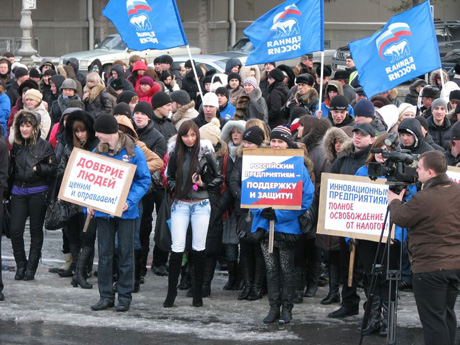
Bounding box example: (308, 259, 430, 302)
(349, 1, 441, 98)
(103, 0, 188, 51)
(244, 0, 324, 66)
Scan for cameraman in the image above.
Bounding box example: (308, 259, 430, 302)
(388, 151, 460, 345)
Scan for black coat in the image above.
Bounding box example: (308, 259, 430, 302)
(193, 111, 227, 129)
(228, 156, 244, 216)
(331, 145, 371, 176)
(6, 81, 20, 108)
(427, 116, 452, 151)
(267, 81, 289, 129)
(136, 120, 167, 158)
(399, 118, 435, 154)
(151, 114, 177, 142)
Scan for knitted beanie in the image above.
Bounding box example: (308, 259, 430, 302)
(113, 102, 132, 118)
(431, 98, 447, 110)
(200, 118, 221, 146)
(329, 95, 348, 111)
(243, 77, 258, 89)
(139, 76, 154, 87)
(134, 101, 154, 118)
(202, 92, 219, 108)
(170, 90, 191, 105)
(24, 89, 43, 103)
(94, 114, 118, 134)
(243, 126, 264, 146)
(270, 125, 295, 148)
(151, 91, 171, 110)
(354, 99, 375, 118)
(228, 72, 241, 83)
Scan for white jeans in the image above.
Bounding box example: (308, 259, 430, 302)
(170, 199, 211, 253)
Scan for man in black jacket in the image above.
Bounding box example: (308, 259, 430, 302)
(444, 121, 460, 166)
(328, 123, 376, 319)
(427, 98, 452, 151)
(398, 118, 434, 155)
(151, 92, 176, 142)
(193, 92, 227, 129)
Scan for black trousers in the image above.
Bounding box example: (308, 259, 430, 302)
(339, 237, 360, 310)
(413, 269, 460, 345)
(64, 213, 97, 248)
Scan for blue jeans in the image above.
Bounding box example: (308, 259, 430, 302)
(96, 217, 135, 304)
(170, 199, 211, 253)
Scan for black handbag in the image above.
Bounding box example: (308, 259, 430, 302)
(2, 199, 11, 238)
(237, 211, 264, 243)
(299, 196, 319, 239)
(153, 190, 172, 252)
(44, 198, 71, 230)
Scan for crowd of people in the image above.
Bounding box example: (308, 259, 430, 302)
(0, 50, 460, 342)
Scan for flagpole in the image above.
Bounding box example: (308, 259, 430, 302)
(185, 44, 204, 103)
(439, 68, 445, 93)
(318, 51, 325, 107)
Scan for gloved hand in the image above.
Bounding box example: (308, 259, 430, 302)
(261, 207, 277, 221)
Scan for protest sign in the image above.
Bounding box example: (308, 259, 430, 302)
(317, 173, 392, 243)
(240, 148, 304, 210)
(447, 166, 460, 184)
(58, 148, 136, 217)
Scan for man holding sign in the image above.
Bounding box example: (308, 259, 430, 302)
(88, 114, 150, 312)
(248, 125, 314, 325)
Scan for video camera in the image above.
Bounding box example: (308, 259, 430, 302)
(367, 133, 419, 193)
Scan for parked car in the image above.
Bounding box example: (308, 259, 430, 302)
(59, 34, 201, 75)
(218, 37, 335, 68)
(150, 54, 229, 74)
(442, 49, 460, 79)
(332, 20, 460, 72)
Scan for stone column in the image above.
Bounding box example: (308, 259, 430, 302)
(18, 1, 37, 68)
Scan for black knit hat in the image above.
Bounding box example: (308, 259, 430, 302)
(158, 54, 173, 65)
(110, 78, 124, 91)
(215, 86, 229, 99)
(170, 90, 191, 105)
(268, 68, 285, 82)
(270, 125, 296, 148)
(354, 99, 374, 118)
(316, 65, 332, 78)
(329, 95, 348, 111)
(414, 116, 429, 131)
(116, 90, 136, 104)
(151, 91, 171, 110)
(14, 67, 28, 78)
(43, 69, 57, 77)
(228, 72, 241, 83)
(296, 73, 315, 86)
(243, 126, 264, 146)
(29, 68, 41, 79)
(113, 102, 132, 118)
(451, 121, 460, 140)
(134, 101, 154, 118)
(94, 114, 118, 134)
(449, 90, 460, 101)
(18, 79, 39, 95)
(333, 70, 350, 81)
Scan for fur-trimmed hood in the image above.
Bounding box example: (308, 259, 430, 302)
(242, 87, 263, 103)
(322, 127, 353, 163)
(14, 110, 41, 145)
(326, 80, 343, 97)
(430, 69, 449, 87)
(221, 120, 246, 143)
(240, 65, 261, 86)
(64, 110, 96, 148)
(171, 101, 198, 125)
(83, 84, 106, 104)
(167, 138, 216, 161)
(95, 132, 137, 158)
(214, 139, 228, 159)
(116, 115, 138, 140)
(296, 87, 319, 105)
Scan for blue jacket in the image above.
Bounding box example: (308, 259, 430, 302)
(250, 164, 315, 235)
(91, 144, 151, 220)
(354, 165, 417, 242)
(0, 93, 11, 136)
(220, 102, 236, 120)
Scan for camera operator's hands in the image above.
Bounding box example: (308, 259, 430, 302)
(387, 189, 405, 203)
(261, 207, 277, 221)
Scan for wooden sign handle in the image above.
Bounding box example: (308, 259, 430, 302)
(348, 243, 355, 287)
(83, 214, 92, 233)
(268, 220, 275, 254)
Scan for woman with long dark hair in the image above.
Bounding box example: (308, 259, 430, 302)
(164, 120, 222, 308)
(9, 110, 57, 280)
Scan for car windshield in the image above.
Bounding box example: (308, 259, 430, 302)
(98, 36, 127, 50)
(229, 39, 254, 53)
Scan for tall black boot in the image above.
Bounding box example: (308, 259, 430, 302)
(223, 261, 238, 290)
(379, 299, 389, 337)
(192, 250, 206, 307)
(202, 256, 216, 298)
(279, 285, 295, 324)
(133, 249, 143, 293)
(163, 251, 183, 308)
(178, 261, 191, 290)
(72, 247, 93, 289)
(140, 246, 149, 277)
(361, 296, 382, 335)
(23, 248, 41, 281)
(304, 260, 320, 297)
(321, 264, 340, 305)
(238, 257, 253, 300)
(263, 284, 281, 323)
(12, 246, 27, 281)
(293, 267, 305, 304)
(248, 255, 265, 301)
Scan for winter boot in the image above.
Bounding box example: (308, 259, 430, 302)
(263, 285, 281, 324)
(321, 264, 341, 305)
(140, 246, 149, 277)
(23, 248, 41, 281)
(293, 267, 305, 304)
(72, 247, 93, 289)
(49, 253, 72, 274)
(202, 256, 216, 298)
(361, 296, 382, 335)
(223, 261, 238, 290)
(192, 250, 206, 307)
(304, 260, 320, 297)
(13, 246, 27, 281)
(279, 285, 295, 324)
(59, 244, 80, 278)
(163, 251, 183, 308)
(178, 261, 191, 290)
(248, 255, 265, 301)
(379, 299, 389, 337)
(238, 257, 253, 300)
(133, 249, 143, 293)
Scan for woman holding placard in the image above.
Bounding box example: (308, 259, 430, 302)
(8, 110, 57, 281)
(251, 125, 315, 325)
(164, 120, 223, 308)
